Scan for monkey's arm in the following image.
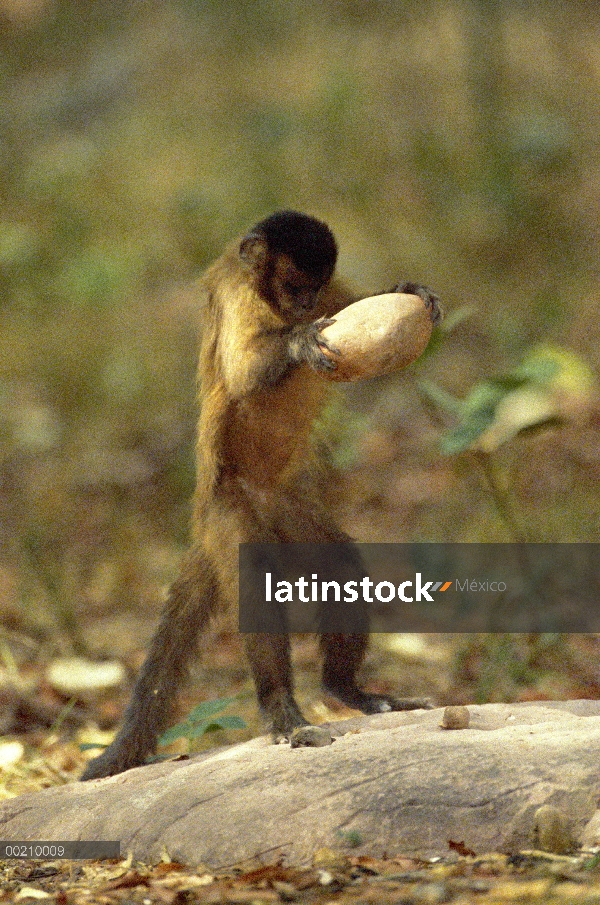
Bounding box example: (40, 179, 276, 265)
(219, 319, 338, 398)
(217, 277, 358, 397)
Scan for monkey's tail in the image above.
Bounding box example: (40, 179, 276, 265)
(81, 547, 219, 780)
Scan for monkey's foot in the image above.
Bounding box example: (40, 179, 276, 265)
(392, 281, 443, 326)
(359, 693, 434, 714)
(266, 692, 312, 744)
(324, 682, 433, 715)
(80, 745, 146, 781)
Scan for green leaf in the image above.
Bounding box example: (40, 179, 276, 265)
(185, 715, 247, 740)
(476, 386, 557, 451)
(439, 381, 507, 454)
(461, 381, 508, 415)
(437, 304, 476, 333)
(185, 696, 239, 722)
(157, 697, 247, 746)
(517, 343, 597, 401)
(418, 379, 464, 417)
(512, 354, 560, 385)
(208, 715, 246, 730)
(158, 721, 194, 745)
(436, 343, 596, 456)
(440, 413, 496, 454)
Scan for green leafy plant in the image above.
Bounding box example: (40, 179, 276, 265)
(81, 695, 247, 760)
(423, 343, 595, 457)
(335, 829, 363, 848)
(420, 343, 597, 540)
(421, 343, 597, 701)
(157, 695, 247, 752)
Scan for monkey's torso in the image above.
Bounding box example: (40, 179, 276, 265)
(195, 244, 339, 521)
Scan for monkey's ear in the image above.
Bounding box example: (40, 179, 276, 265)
(239, 232, 269, 270)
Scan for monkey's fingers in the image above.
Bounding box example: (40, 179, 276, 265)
(316, 336, 341, 356)
(315, 336, 341, 371)
(313, 321, 340, 355)
(313, 350, 338, 372)
(392, 282, 443, 325)
(305, 320, 340, 370)
(313, 316, 337, 331)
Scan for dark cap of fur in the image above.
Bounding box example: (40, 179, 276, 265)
(253, 210, 338, 281)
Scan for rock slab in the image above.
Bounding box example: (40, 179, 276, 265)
(1, 701, 600, 866)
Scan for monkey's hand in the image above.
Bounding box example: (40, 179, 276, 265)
(391, 282, 443, 326)
(289, 317, 340, 372)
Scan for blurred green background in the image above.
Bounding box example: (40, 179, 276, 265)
(0, 0, 599, 712)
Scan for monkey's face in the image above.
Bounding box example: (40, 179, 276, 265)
(238, 212, 336, 322)
(269, 254, 326, 322)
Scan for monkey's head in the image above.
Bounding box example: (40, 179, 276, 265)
(239, 210, 338, 321)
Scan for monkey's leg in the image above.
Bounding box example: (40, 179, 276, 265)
(244, 633, 309, 741)
(81, 548, 219, 780)
(201, 492, 312, 743)
(321, 633, 432, 713)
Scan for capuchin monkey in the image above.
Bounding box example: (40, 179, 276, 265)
(82, 210, 440, 780)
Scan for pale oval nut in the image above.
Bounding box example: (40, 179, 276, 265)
(289, 725, 333, 748)
(318, 292, 434, 382)
(440, 705, 470, 730)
